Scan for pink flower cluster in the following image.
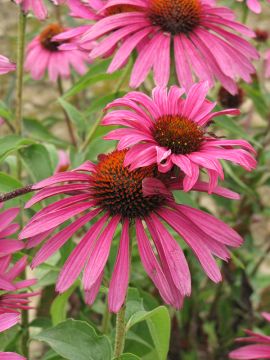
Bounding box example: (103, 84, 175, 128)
(0, 206, 37, 360)
(229, 312, 270, 359)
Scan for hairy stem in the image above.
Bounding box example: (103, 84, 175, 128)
(0, 184, 34, 203)
(101, 303, 111, 334)
(57, 78, 78, 148)
(114, 305, 126, 358)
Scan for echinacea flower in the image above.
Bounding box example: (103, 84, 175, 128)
(0, 352, 25, 359)
(13, 0, 65, 20)
(0, 256, 37, 360)
(25, 23, 90, 82)
(79, 0, 259, 94)
(0, 255, 37, 331)
(53, 0, 109, 52)
(102, 83, 256, 192)
(0, 205, 24, 266)
(20, 150, 242, 312)
(229, 312, 270, 359)
(236, 0, 270, 13)
(265, 50, 270, 78)
(0, 55, 16, 75)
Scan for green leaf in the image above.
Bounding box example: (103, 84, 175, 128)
(50, 282, 78, 326)
(63, 61, 123, 99)
(33, 319, 112, 360)
(84, 92, 126, 116)
(214, 116, 261, 149)
(0, 172, 31, 206)
(126, 306, 171, 360)
(58, 98, 86, 136)
(241, 82, 269, 118)
(115, 354, 141, 360)
(0, 101, 13, 122)
(0, 135, 35, 163)
(20, 144, 53, 182)
(23, 118, 68, 147)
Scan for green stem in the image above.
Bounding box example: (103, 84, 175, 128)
(101, 303, 111, 334)
(15, 10, 26, 135)
(113, 305, 126, 358)
(57, 78, 78, 147)
(241, 3, 249, 24)
(15, 9, 28, 357)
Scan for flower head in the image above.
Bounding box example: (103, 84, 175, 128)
(0, 205, 24, 264)
(25, 23, 90, 82)
(102, 83, 256, 192)
(229, 312, 270, 359)
(20, 150, 242, 312)
(79, 0, 259, 94)
(236, 0, 270, 13)
(0, 55, 16, 75)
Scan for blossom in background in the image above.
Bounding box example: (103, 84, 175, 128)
(20, 150, 242, 312)
(102, 82, 256, 192)
(55, 150, 70, 174)
(13, 0, 65, 20)
(0, 55, 16, 75)
(53, 0, 105, 51)
(25, 23, 90, 82)
(236, 0, 270, 13)
(77, 0, 259, 94)
(229, 312, 270, 359)
(0, 205, 24, 268)
(0, 256, 37, 360)
(265, 50, 270, 78)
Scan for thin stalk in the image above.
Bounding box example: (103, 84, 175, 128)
(0, 184, 34, 203)
(101, 303, 111, 334)
(15, 9, 28, 357)
(15, 11, 27, 135)
(57, 78, 78, 147)
(113, 305, 126, 358)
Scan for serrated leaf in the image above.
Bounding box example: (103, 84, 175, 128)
(33, 319, 112, 360)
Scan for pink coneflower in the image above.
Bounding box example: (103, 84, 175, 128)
(0, 255, 37, 330)
(102, 83, 256, 192)
(229, 312, 270, 359)
(0, 205, 24, 266)
(20, 150, 242, 312)
(265, 50, 270, 78)
(0, 55, 16, 75)
(236, 0, 270, 13)
(14, 0, 65, 20)
(0, 352, 25, 359)
(0, 256, 37, 360)
(78, 0, 259, 94)
(53, 0, 110, 51)
(25, 23, 90, 82)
